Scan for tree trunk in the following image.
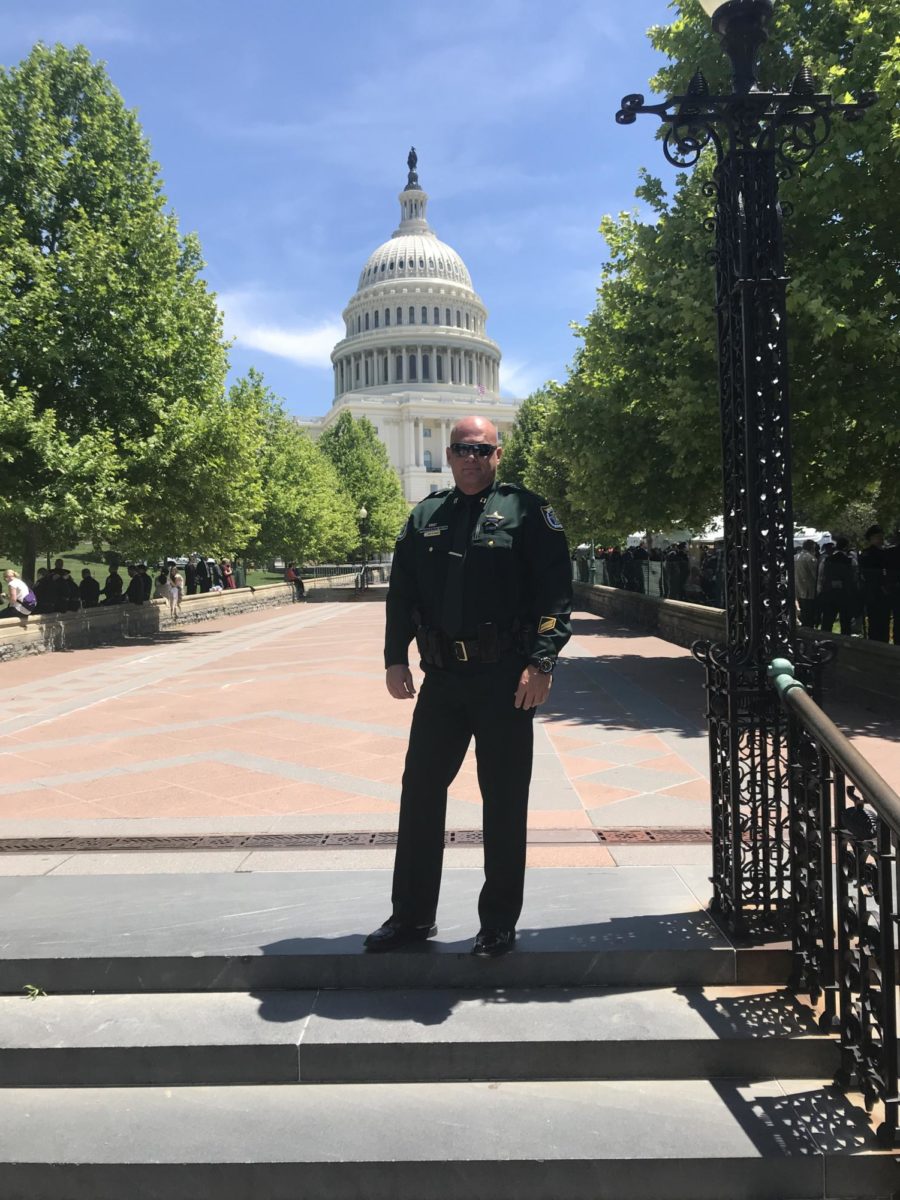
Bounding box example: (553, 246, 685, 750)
(21, 523, 38, 585)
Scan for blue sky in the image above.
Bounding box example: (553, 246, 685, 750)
(1, 0, 681, 418)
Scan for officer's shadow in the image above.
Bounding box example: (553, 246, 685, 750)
(252, 906, 731, 1031)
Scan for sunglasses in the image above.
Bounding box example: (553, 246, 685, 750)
(450, 442, 496, 459)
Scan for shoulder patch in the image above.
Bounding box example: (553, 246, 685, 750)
(538, 615, 557, 634)
(541, 505, 564, 532)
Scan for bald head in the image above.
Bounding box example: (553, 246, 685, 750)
(446, 414, 502, 495)
(449, 415, 498, 445)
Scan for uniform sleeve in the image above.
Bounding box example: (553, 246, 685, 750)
(522, 497, 573, 662)
(384, 514, 418, 667)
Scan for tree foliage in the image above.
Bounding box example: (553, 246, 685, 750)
(0, 386, 124, 558)
(0, 43, 251, 575)
(318, 411, 409, 550)
(508, 0, 899, 538)
(238, 371, 358, 564)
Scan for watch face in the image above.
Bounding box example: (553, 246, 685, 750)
(537, 657, 554, 674)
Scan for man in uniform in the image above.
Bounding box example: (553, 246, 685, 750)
(364, 415, 572, 957)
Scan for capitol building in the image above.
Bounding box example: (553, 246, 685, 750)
(301, 150, 521, 502)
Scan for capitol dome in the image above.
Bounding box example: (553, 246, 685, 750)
(331, 149, 501, 401)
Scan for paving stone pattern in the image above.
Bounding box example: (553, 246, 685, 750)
(0, 604, 894, 875)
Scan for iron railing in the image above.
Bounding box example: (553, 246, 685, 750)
(769, 657, 900, 1145)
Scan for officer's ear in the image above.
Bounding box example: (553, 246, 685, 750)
(494, 445, 503, 462)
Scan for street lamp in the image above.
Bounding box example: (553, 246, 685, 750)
(358, 505, 368, 590)
(617, 2, 874, 936)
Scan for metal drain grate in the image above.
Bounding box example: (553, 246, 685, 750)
(0, 828, 712, 855)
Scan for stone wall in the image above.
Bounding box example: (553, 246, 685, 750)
(0, 583, 296, 663)
(573, 582, 899, 704)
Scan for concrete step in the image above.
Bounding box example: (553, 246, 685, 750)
(2, 1077, 893, 1200)
(0, 867, 790, 993)
(0, 985, 837, 1087)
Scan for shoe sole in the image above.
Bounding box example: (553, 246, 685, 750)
(472, 941, 516, 958)
(363, 926, 438, 953)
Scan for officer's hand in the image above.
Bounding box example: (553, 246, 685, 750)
(515, 665, 551, 709)
(386, 665, 417, 700)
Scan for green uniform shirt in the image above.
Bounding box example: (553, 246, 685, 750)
(384, 480, 573, 668)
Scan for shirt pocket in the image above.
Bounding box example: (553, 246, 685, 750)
(472, 528, 514, 552)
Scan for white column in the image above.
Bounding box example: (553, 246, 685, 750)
(439, 418, 447, 463)
(416, 417, 424, 467)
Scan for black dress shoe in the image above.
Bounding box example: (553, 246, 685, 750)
(472, 928, 516, 958)
(363, 919, 437, 952)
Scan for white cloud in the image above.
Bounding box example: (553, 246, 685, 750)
(3, 11, 144, 48)
(500, 357, 550, 399)
(219, 291, 343, 369)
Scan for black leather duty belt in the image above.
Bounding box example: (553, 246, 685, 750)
(447, 631, 515, 663)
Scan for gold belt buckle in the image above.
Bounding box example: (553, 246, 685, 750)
(453, 640, 468, 662)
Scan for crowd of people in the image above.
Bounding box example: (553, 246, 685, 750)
(1, 554, 242, 624)
(794, 525, 900, 643)
(576, 542, 720, 605)
(576, 524, 900, 644)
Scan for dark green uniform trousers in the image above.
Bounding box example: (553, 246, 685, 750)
(391, 656, 535, 931)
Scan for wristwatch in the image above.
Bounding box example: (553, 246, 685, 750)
(530, 656, 556, 675)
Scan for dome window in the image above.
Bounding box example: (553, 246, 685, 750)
(422, 353, 430, 381)
(395, 355, 403, 382)
(465, 313, 470, 329)
(456, 310, 461, 327)
(408, 354, 417, 381)
(365, 313, 370, 331)
(421, 306, 427, 324)
(373, 310, 379, 328)
(428, 258, 434, 269)
(389, 260, 395, 270)
(433, 306, 439, 324)
(436, 355, 444, 382)
(419, 258, 424, 268)
(408, 306, 415, 324)
(409, 258, 415, 268)
(357, 315, 361, 332)
(384, 308, 390, 326)
(396, 307, 403, 325)
(381, 263, 386, 272)
(445, 308, 451, 326)
(438, 259, 444, 269)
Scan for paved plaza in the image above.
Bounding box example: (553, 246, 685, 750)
(0, 602, 896, 878)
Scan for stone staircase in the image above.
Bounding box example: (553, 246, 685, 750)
(0, 867, 896, 1199)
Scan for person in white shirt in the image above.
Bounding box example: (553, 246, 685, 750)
(2, 570, 35, 619)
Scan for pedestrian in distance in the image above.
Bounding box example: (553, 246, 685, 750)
(100, 566, 124, 605)
(285, 562, 305, 602)
(167, 563, 184, 621)
(364, 414, 573, 959)
(858, 524, 890, 643)
(78, 569, 101, 608)
(794, 539, 819, 629)
(819, 536, 858, 637)
(0, 569, 37, 620)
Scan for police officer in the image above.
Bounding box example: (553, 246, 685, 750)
(364, 415, 573, 957)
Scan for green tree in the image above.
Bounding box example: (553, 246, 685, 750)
(547, 0, 899, 537)
(0, 43, 238, 576)
(318, 411, 408, 551)
(0, 387, 124, 567)
(237, 371, 358, 565)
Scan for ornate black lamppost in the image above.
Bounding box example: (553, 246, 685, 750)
(617, 0, 874, 936)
